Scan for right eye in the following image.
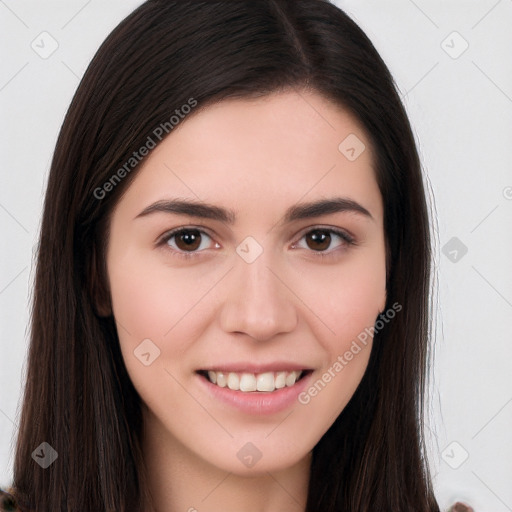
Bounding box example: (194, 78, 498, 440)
(159, 227, 220, 259)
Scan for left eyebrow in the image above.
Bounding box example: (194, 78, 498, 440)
(283, 197, 374, 224)
(134, 196, 374, 224)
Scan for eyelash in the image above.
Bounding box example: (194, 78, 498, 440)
(157, 226, 356, 261)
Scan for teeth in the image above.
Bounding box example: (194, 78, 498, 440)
(240, 373, 257, 392)
(256, 372, 274, 392)
(275, 371, 286, 389)
(216, 372, 227, 387)
(203, 370, 304, 392)
(227, 372, 239, 390)
(285, 372, 298, 387)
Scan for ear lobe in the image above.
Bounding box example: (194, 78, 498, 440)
(93, 283, 112, 317)
(378, 289, 387, 316)
(89, 241, 112, 318)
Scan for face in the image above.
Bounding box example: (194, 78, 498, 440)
(105, 90, 387, 475)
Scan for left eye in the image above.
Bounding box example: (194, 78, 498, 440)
(292, 228, 355, 253)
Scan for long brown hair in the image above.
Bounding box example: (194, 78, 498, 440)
(10, 1, 439, 510)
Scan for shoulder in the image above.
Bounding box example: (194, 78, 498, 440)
(0, 487, 22, 511)
(448, 503, 474, 512)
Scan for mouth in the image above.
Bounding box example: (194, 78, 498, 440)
(196, 369, 313, 393)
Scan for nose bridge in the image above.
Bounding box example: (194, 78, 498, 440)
(218, 241, 297, 340)
(241, 249, 279, 303)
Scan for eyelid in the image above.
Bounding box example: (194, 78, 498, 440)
(291, 224, 356, 246)
(157, 224, 357, 259)
(156, 225, 218, 256)
(157, 225, 216, 245)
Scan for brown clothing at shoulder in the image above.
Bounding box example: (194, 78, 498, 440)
(0, 488, 22, 512)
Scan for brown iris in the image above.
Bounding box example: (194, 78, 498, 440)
(305, 229, 331, 251)
(174, 229, 202, 252)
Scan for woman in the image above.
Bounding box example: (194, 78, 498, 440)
(1, 0, 465, 510)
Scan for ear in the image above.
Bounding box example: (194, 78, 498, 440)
(379, 291, 387, 316)
(89, 239, 112, 318)
(376, 284, 387, 317)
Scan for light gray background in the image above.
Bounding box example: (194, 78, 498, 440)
(1, 1, 511, 510)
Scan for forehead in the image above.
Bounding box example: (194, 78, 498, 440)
(114, 90, 382, 224)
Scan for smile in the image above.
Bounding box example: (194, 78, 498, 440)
(195, 368, 314, 415)
(198, 369, 307, 392)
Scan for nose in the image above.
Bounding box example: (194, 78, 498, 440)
(218, 249, 298, 341)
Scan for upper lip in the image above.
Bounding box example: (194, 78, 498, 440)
(197, 362, 313, 374)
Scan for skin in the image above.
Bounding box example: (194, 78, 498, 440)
(105, 89, 387, 512)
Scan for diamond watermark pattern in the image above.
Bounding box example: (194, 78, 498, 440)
(30, 31, 59, 59)
(441, 441, 469, 469)
(236, 236, 264, 264)
(441, 31, 469, 59)
(338, 134, 366, 162)
(134, 338, 161, 366)
(442, 236, 468, 263)
(237, 442, 262, 468)
(31, 442, 58, 469)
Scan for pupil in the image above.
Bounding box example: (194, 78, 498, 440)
(178, 230, 200, 250)
(308, 230, 330, 251)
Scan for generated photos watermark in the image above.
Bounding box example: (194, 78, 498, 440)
(93, 97, 198, 200)
(298, 301, 402, 405)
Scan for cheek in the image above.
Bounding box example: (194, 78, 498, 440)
(107, 250, 202, 407)
(303, 248, 387, 343)
(294, 247, 386, 406)
(108, 247, 207, 339)
(294, 263, 384, 426)
(109, 267, 168, 339)
(107, 248, 221, 392)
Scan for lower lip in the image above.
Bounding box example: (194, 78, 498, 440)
(196, 371, 313, 415)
